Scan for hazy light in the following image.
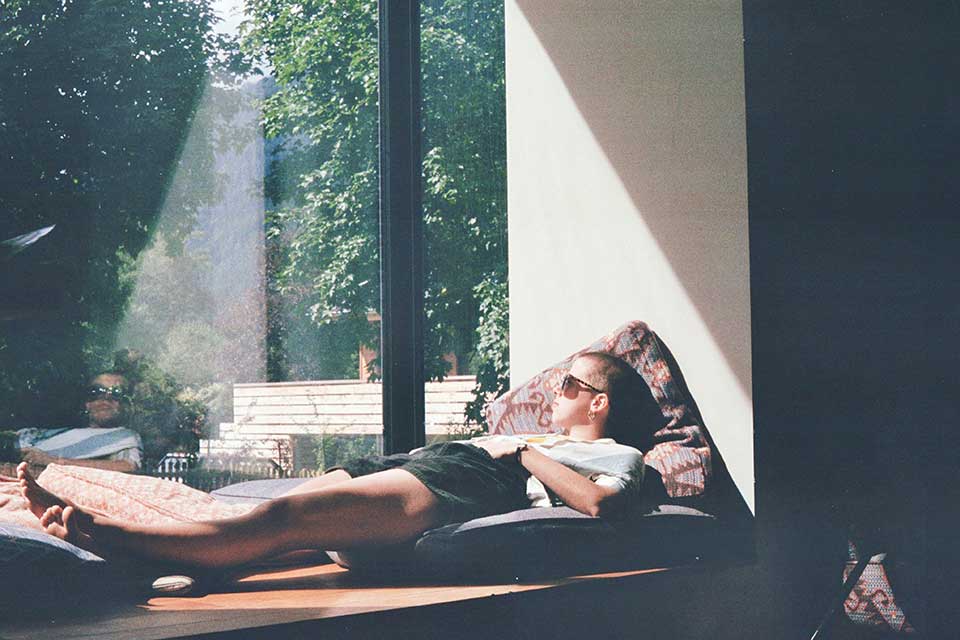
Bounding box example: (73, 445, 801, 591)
(115, 73, 268, 393)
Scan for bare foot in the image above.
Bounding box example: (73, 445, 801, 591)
(39, 505, 99, 554)
(38, 505, 72, 540)
(16, 461, 74, 519)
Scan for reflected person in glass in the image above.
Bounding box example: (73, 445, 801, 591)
(15, 372, 143, 473)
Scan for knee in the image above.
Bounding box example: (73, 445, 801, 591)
(255, 492, 339, 535)
(248, 497, 298, 540)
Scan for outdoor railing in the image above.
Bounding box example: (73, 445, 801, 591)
(145, 453, 322, 492)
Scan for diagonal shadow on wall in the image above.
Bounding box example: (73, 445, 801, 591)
(512, 1, 751, 395)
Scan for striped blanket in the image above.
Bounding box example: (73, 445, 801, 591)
(16, 427, 142, 467)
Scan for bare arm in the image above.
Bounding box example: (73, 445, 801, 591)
(21, 448, 138, 473)
(515, 446, 618, 517)
(474, 439, 618, 517)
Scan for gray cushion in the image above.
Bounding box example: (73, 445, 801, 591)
(325, 505, 717, 580)
(0, 523, 111, 606)
(411, 504, 717, 580)
(0, 523, 105, 567)
(209, 477, 310, 504)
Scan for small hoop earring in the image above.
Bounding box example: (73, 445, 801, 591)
(587, 410, 596, 421)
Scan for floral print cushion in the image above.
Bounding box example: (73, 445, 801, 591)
(485, 320, 712, 498)
(843, 541, 917, 633)
(33, 463, 254, 526)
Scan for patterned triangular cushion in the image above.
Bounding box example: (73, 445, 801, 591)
(484, 320, 712, 499)
(843, 540, 917, 633)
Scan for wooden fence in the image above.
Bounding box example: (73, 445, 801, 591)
(199, 376, 480, 474)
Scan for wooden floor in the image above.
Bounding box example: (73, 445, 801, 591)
(0, 562, 668, 640)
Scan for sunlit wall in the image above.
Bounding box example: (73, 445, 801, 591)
(505, 0, 753, 510)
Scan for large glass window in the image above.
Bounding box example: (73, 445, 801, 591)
(420, 0, 508, 442)
(0, 0, 382, 483)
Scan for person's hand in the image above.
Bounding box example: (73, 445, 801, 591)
(0, 462, 23, 484)
(474, 438, 525, 462)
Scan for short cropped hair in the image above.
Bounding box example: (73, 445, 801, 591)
(576, 352, 665, 451)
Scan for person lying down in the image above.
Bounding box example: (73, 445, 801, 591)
(4, 353, 664, 571)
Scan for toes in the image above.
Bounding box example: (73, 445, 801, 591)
(62, 506, 83, 539)
(40, 505, 63, 527)
(16, 462, 34, 484)
(62, 506, 75, 529)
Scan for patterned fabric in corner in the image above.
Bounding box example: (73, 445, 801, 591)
(843, 540, 917, 633)
(484, 320, 712, 498)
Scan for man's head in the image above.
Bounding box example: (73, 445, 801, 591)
(84, 372, 129, 428)
(552, 352, 663, 450)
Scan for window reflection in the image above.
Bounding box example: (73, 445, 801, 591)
(0, 0, 383, 482)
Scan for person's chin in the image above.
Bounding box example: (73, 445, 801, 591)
(89, 415, 123, 428)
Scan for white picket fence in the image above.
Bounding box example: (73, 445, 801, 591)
(148, 452, 325, 491)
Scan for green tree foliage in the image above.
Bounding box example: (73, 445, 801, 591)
(421, 0, 508, 386)
(1, 0, 509, 435)
(244, 0, 381, 381)
(0, 0, 230, 426)
(245, 0, 509, 419)
(312, 434, 379, 473)
(465, 273, 510, 426)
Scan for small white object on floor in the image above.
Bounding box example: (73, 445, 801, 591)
(151, 574, 198, 596)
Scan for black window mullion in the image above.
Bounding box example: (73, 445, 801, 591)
(378, 0, 424, 455)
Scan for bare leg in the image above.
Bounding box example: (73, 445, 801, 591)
(279, 469, 352, 497)
(18, 463, 101, 535)
(32, 468, 442, 570)
(39, 505, 105, 557)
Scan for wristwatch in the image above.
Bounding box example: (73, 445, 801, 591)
(514, 441, 528, 463)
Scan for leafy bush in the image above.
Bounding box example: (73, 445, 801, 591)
(113, 350, 215, 467)
(465, 273, 510, 428)
(311, 435, 380, 473)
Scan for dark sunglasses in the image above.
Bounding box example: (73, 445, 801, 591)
(558, 373, 605, 395)
(87, 385, 128, 401)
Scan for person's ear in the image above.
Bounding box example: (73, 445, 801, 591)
(591, 393, 609, 415)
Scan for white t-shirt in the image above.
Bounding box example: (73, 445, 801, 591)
(467, 433, 646, 508)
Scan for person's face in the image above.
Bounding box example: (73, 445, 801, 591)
(85, 373, 128, 428)
(551, 358, 605, 433)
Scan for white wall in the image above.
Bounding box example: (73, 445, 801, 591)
(506, 0, 753, 511)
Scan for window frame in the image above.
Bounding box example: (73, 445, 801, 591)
(378, 0, 425, 454)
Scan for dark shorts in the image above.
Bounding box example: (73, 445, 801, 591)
(332, 442, 530, 525)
